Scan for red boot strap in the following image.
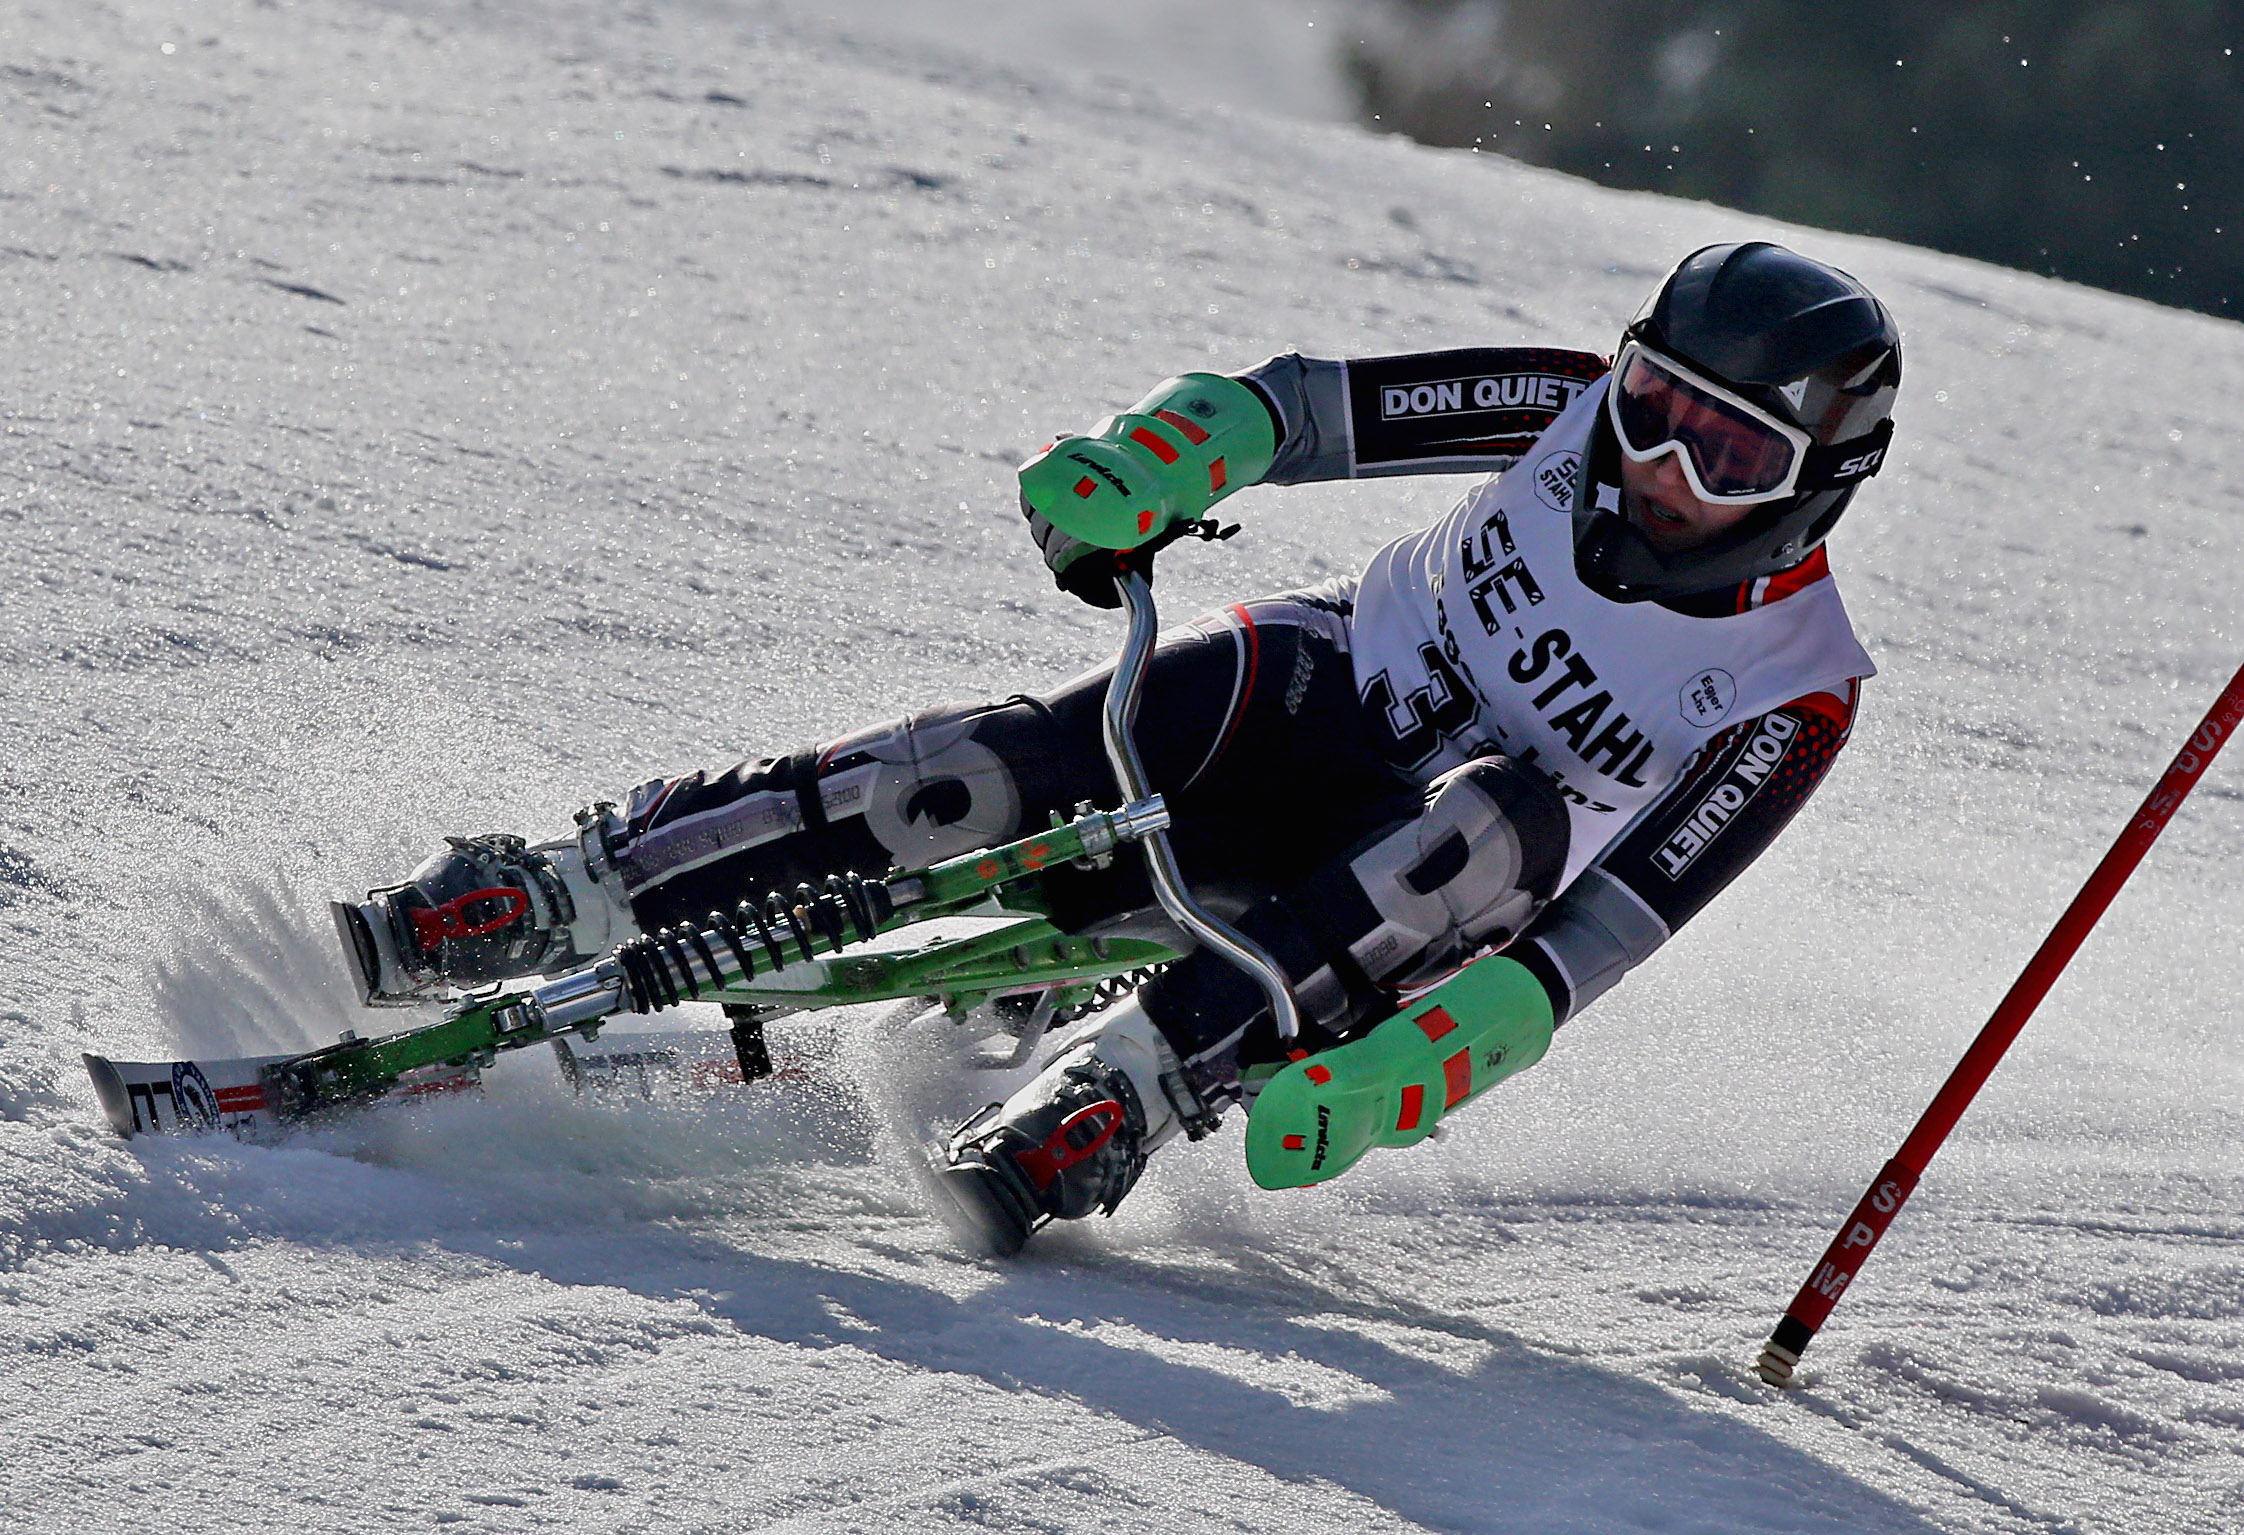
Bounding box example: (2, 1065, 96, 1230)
(410, 887, 530, 950)
(1013, 1099, 1125, 1192)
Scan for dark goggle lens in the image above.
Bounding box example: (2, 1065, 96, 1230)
(1613, 351, 1798, 498)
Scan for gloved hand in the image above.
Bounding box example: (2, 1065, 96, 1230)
(1017, 372, 1278, 605)
(1025, 495, 1192, 609)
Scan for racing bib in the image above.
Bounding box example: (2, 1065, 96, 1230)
(1350, 378, 1875, 887)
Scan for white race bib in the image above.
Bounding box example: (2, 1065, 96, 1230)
(1351, 378, 1874, 886)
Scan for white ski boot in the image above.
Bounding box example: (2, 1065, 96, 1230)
(332, 809, 637, 1004)
(935, 998, 1212, 1256)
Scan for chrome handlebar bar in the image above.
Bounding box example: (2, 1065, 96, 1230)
(1102, 571, 1301, 1042)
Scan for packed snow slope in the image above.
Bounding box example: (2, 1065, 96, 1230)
(794, 0, 1352, 124)
(3, 2, 2241, 1531)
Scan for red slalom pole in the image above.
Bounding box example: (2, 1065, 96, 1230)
(1756, 657, 2244, 1387)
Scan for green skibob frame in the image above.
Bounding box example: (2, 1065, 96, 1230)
(267, 562, 1303, 1122)
(110, 560, 1560, 1196)
(274, 800, 1186, 1118)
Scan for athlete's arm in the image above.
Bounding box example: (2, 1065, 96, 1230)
(1507, 683, 1860, 1023)
(1237, 348, 1610, 484)
(1018, 347, 1609, 570)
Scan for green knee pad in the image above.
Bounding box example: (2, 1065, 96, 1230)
(1243, 956, 1555, 1190)
(1019, 372, 1277, 549)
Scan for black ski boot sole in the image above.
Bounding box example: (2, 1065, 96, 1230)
(329, 899, 386, 1007)
(924, 1155, 1039, 1259)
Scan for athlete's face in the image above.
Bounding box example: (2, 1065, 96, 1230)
(1620, 451, 1758, 553)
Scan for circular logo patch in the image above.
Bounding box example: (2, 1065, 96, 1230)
(1679, 669, 1737, 727)
(172, 1060, 220, 1128)
(1532, 449, 1582, 510)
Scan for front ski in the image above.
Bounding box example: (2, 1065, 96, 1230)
(84, 1049, 479, 1140)
(84, 1019, 829, 1139)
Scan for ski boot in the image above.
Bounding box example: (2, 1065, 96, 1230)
(331, 807, 637, 1004)
(934, 999, 1214, 1256)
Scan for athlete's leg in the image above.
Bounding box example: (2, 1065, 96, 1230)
(938, 750, 1572, 1255)
(337, 692, 1108, 1002)
(336, 586, 1386, 1002)
(1141, 752, 1573, 1096)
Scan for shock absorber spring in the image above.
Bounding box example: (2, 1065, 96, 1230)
(613, 872, 891, 1014)
(1053, 965, 1168, 1025)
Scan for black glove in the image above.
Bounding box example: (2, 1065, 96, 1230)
(1025, 495, 1177, 609)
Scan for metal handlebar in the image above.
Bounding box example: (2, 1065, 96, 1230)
(1102, 571, 1302, 1042)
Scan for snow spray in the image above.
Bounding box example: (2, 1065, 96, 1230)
(1756, 655, 2244, 1387)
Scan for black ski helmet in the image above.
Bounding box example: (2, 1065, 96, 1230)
(1574, 242, 1902, 602)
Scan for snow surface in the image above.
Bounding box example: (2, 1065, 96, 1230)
(785, 0, 1353, 125)
(3, 1, 2242, 1530)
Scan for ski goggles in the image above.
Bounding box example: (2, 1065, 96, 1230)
(1605, 341, 1815, 506)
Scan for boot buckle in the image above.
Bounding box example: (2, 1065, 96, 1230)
(1012, 1098, 1124, 1191)
(409, 887, 530, 952)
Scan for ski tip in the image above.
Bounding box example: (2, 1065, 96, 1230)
(79, 1050, 300, 1139)
(82, 1053, 137, 1140)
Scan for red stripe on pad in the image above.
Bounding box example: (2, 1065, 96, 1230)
(1155, 409, 1210, 445)
(1396, 1083, 1424, 1132)
(1415, 1006, 1456, 1042)
(1073, 476, 1098, 498)
(1283, 1134, 1306, 1151)
(1129, 426, 1180, 464)
(1197, 603, 1261, 779)
(1305, 1064, 1331, 1085)
(1208, 456, 1227, 493)
(1442, 1049, 1473, 1109)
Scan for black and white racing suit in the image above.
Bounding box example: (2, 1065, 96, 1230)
(598, 348, 1872, 1102)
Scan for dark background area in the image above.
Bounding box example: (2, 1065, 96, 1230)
(1344, 2, 2244, 316)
